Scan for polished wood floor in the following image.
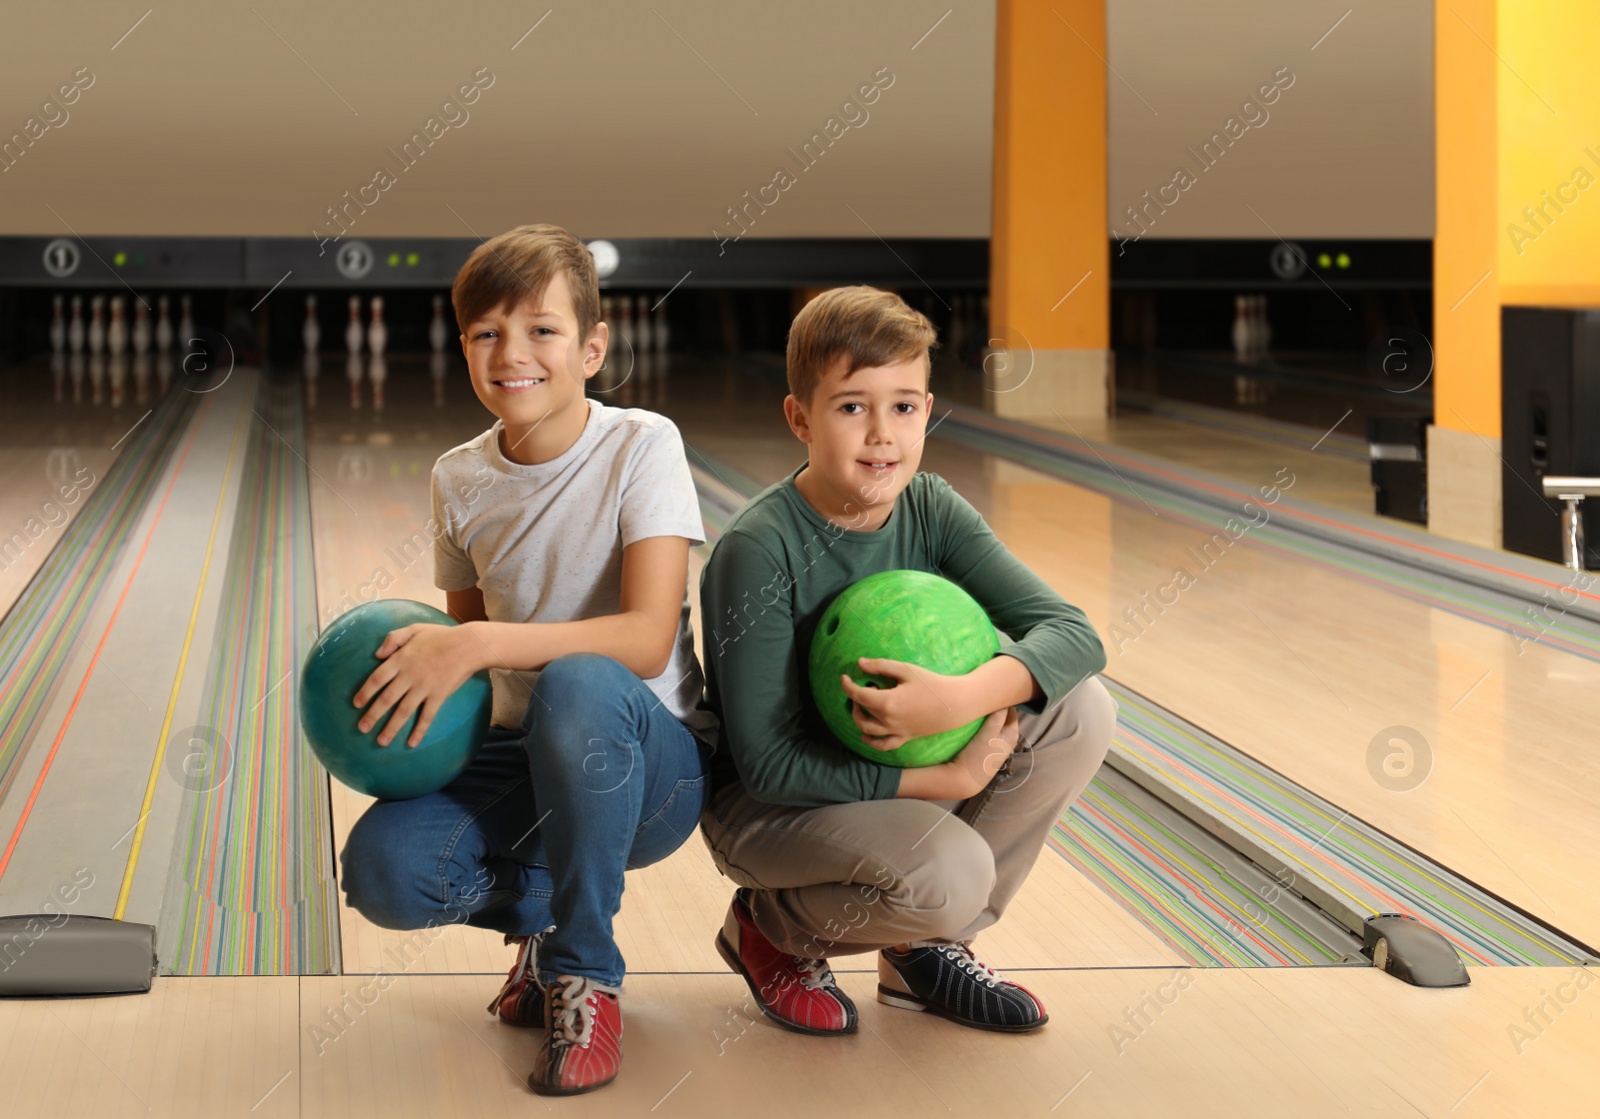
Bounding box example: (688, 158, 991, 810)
(1, 966, 1593, 1117)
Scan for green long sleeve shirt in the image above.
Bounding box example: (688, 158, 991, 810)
(700, 464, 1107, 807)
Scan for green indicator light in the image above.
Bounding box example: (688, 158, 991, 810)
(113, 251, 127, 267)
(406, 252, 420, 267)
(1317, 252, 1332, 268)
(133, 253, 145, 265)
(387, 251, 400, 267)
(1336, 252, 1351, 269)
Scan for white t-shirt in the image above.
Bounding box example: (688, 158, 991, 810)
(431, 397, 717, 738)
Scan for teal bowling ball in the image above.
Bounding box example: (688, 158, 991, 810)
(299, 599, 492, 800)
(808, 570, 1001, 768)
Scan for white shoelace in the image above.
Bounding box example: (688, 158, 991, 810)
(549, 976, 596, 1047)
(938, 943, 1004, 988)
(793, 956, 838, 991)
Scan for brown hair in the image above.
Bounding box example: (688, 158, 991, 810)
(450, 223, 601, 342)
(786, 286, 938, 402)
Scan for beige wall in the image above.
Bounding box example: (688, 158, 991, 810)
(0, 1, 1434, 241)
(1107, 0, 1434, 239)
(0, 1, 995, 238)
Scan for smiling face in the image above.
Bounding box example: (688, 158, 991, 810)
(784, 352, 932, 531)
(460, 270, 607, 464)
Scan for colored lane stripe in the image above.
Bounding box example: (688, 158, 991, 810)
(114, 393, 252, 919)
(0, 387, 203, 884)
(156, 370, 335, 975)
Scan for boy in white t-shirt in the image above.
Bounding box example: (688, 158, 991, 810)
(339, 223, 715, 1097)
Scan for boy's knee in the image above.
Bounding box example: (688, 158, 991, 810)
(1071, 675, 1118, 753)
(899, 823, 996, 933)
(524, 653, 643, 746)
(527, 653, 627, 717)
(341, 807, 440, 930)
(1037, 675, 1117, 764)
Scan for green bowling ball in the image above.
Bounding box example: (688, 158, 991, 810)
(808, 570, 1000, 768)
(298, 599, 492, 800)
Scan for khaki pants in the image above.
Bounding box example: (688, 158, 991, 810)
(699, 675, 1117, 958)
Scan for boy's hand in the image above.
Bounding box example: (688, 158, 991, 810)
(351, 623, 486, 748)
(840, 657, 975, 751)
(942, 706, 1021, 799)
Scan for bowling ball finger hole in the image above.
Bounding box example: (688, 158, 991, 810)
(824, 616, 840, 635)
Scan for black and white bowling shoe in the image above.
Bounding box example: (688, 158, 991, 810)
(878, 941, 1048, 1032)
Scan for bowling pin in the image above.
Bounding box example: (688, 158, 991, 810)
(68, 295, 84, 354)
(155, 295, 173, 354)
(428, 294, 448, 354)
(109, 352, 127, 408)
(368, 353, 386, 410)
(368, 295, 387, 357)
(88, 295, 106, 356)
(132, 297, 151, 355)
(179, 294, 195, 347)
(618, 295, 635, 353)
(303, 294, 320, 354)
(634, 295, 652, 354)
(107, 296, 127, 357)
(1231, 295, 1249, 359)
(49, 294, 65, 354)
(346, 353, 363, 408)
(653, 300, 669, 355)
(345, 295, 363, 355)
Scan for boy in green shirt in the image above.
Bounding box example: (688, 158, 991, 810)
(700, 285, 1117, 1036)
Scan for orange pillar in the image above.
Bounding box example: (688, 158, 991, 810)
(1428, 0, 1503, 546)
(989, 0, 1111, 419)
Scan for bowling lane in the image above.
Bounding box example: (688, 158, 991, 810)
(0, 359, 347, 978)
(661, 359, 1600, 952)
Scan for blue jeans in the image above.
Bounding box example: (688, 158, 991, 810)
(340, 653, 711, 986)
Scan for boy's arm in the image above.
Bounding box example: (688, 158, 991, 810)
(703, 532, 902, 808)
